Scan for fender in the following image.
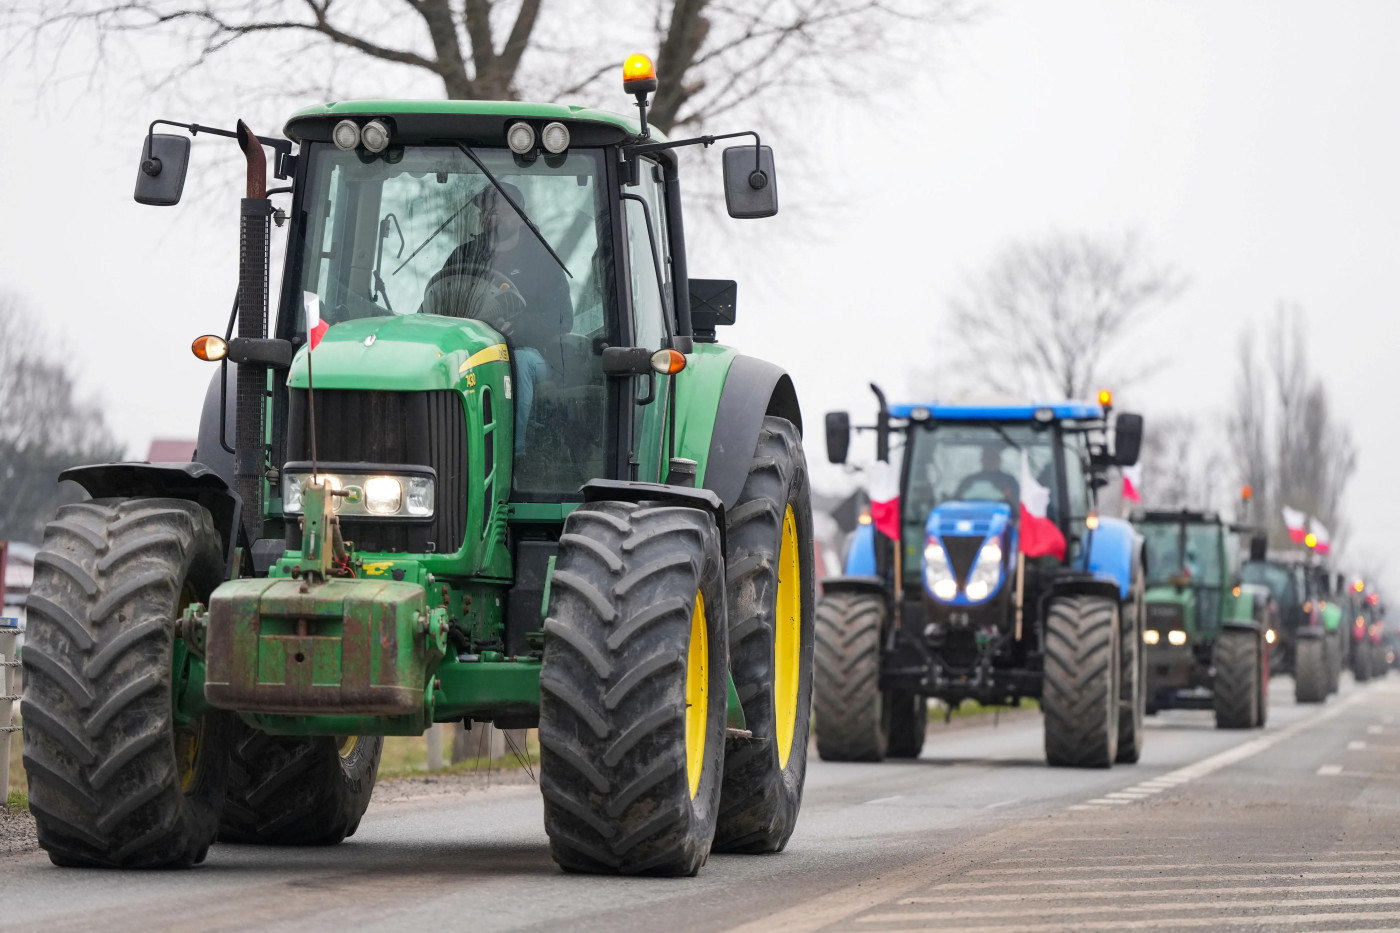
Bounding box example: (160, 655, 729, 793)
(59, 462, 243, 577)
(844, 521, 877, 576)
(1222, 619, 1263, 634)
(705, 355, 802, 508)
(1295, 626, 1326, 640)
(820, 576, 887, 599)
(1085, 516, 1135, 600)
(1049, 572, 1122, 605)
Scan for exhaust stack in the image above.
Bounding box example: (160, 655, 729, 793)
(235, 120, 272, 549)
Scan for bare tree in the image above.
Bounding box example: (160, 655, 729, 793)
(945, 231, 1187, 400)
(12, 1, 977, 136)
(1228, 302, 1356, 549)
(0, 295, 124, 543)
(1132, 414, 1228, 512)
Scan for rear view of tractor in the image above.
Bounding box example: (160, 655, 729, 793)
(1134, 511, 1270, 728)
(22, 56, 817, 876)
(1241, 552, 1341, 703)
(815, 390, 1146, 768)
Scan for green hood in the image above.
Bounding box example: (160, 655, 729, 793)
(287, 314, 508, 393)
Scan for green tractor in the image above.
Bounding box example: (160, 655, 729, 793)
(1133, 510, 1271, 729)
(22, 57, 816, 876)
(1241, 552, 1342, 703)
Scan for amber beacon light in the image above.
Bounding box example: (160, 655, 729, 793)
(623, 53, 658, 94)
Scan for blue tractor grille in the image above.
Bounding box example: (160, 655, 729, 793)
(941, 535, 983, 585)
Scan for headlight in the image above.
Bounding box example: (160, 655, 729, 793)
(964, 539, 1003, 603)
(1167, 630, 1187, 646)
(283, 464, 435, 519)
(1143, 629, 1160, 645)
(924, 538, 957, 602)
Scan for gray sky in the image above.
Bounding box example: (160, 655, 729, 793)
(3, 0, 1397, 586)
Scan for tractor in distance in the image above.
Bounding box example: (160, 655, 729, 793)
(816, 388, 1147, 768)
(1345, 579, 1387, 682)
(1133, 510, 1273, 728)
(22, 54, 818, 876)
(1240, 547, 1341, 703)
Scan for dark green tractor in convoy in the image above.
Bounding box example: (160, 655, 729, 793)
(22, 57, 817, 876)
(1133, 511, 1270, 729)
(1241, 553, 1342, 703)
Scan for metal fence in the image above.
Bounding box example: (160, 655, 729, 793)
(1, 619, 20, 804)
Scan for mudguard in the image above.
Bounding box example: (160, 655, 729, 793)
(1222, 619, 1263, 634)
(844, 521, 877, 576)
(1085, 516, 1136, 600)
(702, 355, 802, 509)
(58, 462, 243, 576)
(820, 575, 886, 598)
(194, 365, 237, 493)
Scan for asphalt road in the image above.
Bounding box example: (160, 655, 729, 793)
(3, 675, 1398, 933)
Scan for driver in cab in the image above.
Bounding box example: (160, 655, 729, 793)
(439, 182, 572, 451)
(953, 444, 1020, 504)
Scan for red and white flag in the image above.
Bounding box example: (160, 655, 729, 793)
(867, 459, 901, 541)
(1281, 506, 1307, 545)
(1309, 518, 1331, 555)
(304, 291, 329, 350)
(1121, 464, 1143, 504)
(1019, 452, 1066, 560)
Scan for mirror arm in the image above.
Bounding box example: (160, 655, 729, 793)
(143, 118, 295, 179)
(624, 130, 767, 187)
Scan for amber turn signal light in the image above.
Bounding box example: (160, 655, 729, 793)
(192, 334, 227, 361)
(650, 348, 686, 375)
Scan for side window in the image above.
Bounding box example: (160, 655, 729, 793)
(624, 161, 673, 349)
(1062, 435, 1089, 524)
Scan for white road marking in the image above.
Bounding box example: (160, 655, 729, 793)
(931, 870, 1400, 890)
(1319, 764, 1344, 775)
(965, 859, 1400, 876)
(859, 895, 1400, 922)
(900, 882, 1400, 904)
(983, 797, 1021, 810)
(1369, 724, 1384, 734)
(1349, 740, 1368, 750)
(856, 910, 1400, 931)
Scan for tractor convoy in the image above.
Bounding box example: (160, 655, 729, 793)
(14, 51, 1388, 882)
(23, 56, 815, 875)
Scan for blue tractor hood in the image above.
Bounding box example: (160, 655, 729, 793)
(923, 501, 1014, 606)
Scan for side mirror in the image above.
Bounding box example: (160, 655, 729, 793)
(825, 411, 850, 464)
(1114, 412, 1143, 466)
(1249, 534, 1268, 562)
(722, 145, 778, 219)
(134, 133, 191, 206)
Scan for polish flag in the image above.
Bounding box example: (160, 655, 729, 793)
(1121, 464, 1143, 504)
(867, 459, 901, 541)
(1309, 518, 1331, 555)
(1281, 506, 1307, 545)
(1019, 452, 1066, 560)
(304, 291, 329, 350)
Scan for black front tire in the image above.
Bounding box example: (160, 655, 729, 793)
(1213, 630, 1261, 729)
(714, 417, 815, 854)
(813, 591, 888, 762)
(219, 726, 382, 845)
(23, 498, 230, 868)
(1043, 595, 1119, 768)
(1295, 637, 1328, 704)
(539, 501, 728, 876)
(885, 693, 927, 759)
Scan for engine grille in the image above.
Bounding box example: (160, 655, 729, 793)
(286, 389, 467, 554)
(1146, 600, 1185, 630)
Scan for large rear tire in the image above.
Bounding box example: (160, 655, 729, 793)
(1043, 595, 1119, 768)
(1324, 633, 1342, 695)
(813, 591, 887, 762)
(22, 498, 230, 868)
(1213, 630, 1261, 729)
(714, 417, 815, 854)
(539, 501, 727, 876)
(1115, 570, 1146, 764)
(219, 726, 382, 845)
(1295, 637, 1328, 703)
(885, 693, 927, 759)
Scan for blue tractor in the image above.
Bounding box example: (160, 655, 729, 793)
(816, 388, 1146, 767)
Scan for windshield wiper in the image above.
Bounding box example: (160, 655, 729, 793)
(453, 142, 572, 279)
(373, 212, 404, 309)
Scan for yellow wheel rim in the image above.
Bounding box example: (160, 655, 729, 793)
(337, 736, 361, 759)
(685, 591, 709, 799)
(774, 505, 802, 769)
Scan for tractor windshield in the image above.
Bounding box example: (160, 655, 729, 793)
(902, 423, 1057, 533)
(1242, 561, 1297, 611)
(1140, 522, 1225, 588)
(293, 143, 612, 339)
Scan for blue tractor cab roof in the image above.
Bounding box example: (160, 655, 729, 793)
(887, 401, 1105, 421)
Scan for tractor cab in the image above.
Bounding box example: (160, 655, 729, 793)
(1132, 510, 1270, 725)
(818, 390, 1149, 768)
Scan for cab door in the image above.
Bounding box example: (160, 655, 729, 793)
(621, 158, 676, 483)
